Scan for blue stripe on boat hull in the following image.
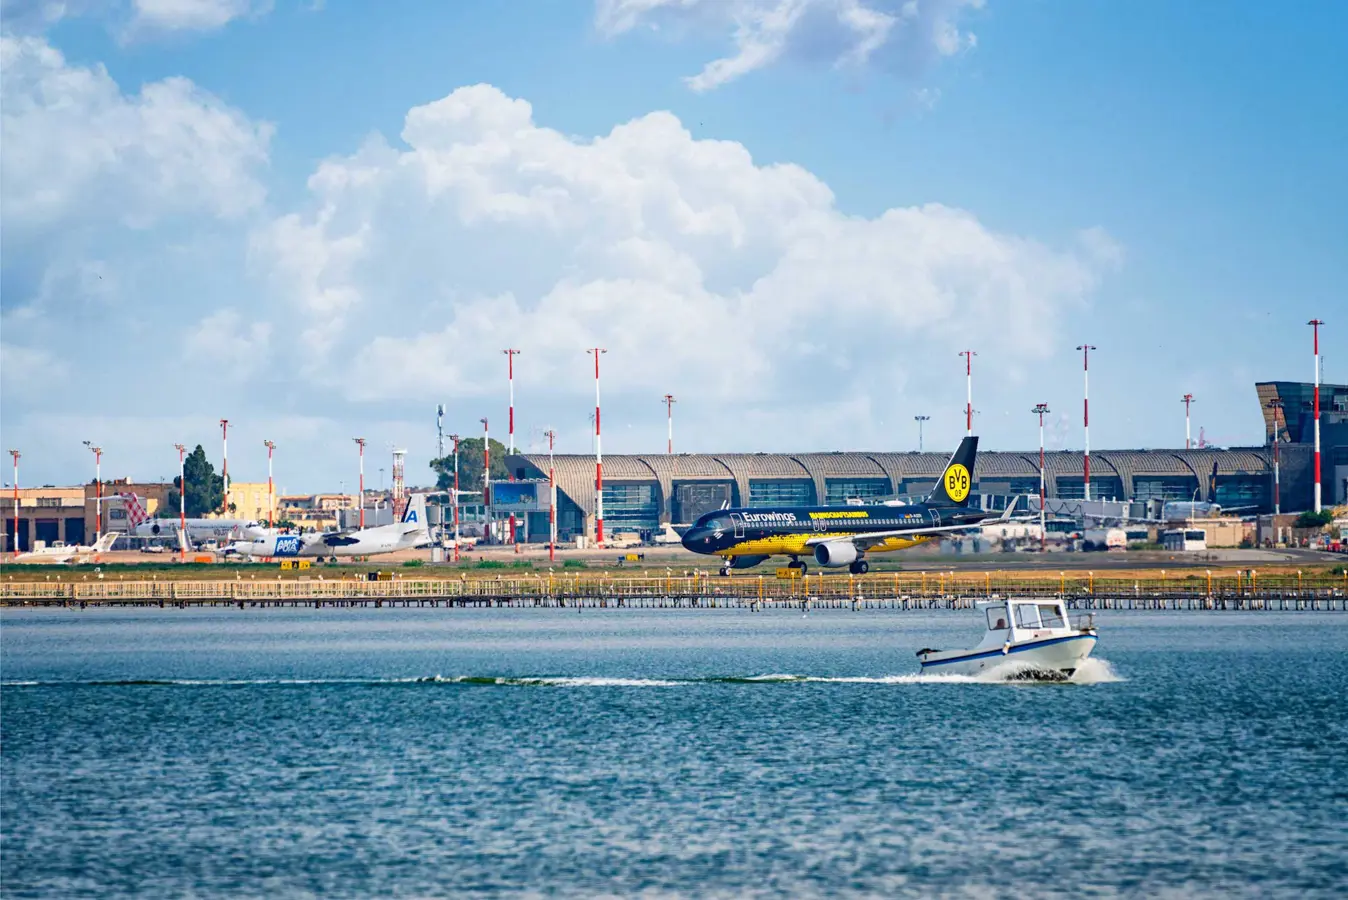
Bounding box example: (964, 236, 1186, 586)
(919, 633, 1097, 669)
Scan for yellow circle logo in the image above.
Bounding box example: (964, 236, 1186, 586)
(944, 463, 971, 503)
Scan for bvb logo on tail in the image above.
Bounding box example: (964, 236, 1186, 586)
(944, 463, 971, 503)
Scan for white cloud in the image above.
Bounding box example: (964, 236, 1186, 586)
(0, 34, 273, 233)
(595, 0, 984, 90)
(254, 83, 1110, 428)
(184, 309, 272, 377)
(129, 0, 267, 33)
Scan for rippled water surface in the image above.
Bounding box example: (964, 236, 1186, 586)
(3, 608, 1346, 898)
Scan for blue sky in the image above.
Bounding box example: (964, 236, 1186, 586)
(2, 0, 1344, 491)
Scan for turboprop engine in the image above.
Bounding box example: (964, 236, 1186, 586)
(813, 541, 858, 567)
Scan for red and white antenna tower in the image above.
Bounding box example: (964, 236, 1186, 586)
(588, 348, 607, 547)
(391, 446, 407, 520)
(1076, 344, 1096, 501)
(664, 394, 676, 454)
(449, 434, 461, 561)
(353, 437, 366, 529)
(1182, 394, 1194, 450)
(503, 349, 520, 544)
(1309, 318, 1324, 512)
(958, 351, 976, 436)
(83, 441, 103, 539)
(481, 417, 491, 542)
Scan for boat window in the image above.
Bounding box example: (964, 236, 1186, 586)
(1014, 605, 1042, 630)
(1036, 604, 1066, 629)
(985, 606, 1008, 630)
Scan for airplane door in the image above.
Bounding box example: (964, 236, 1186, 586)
(931, 509, 941, 527)
(729, 512, 746, 539)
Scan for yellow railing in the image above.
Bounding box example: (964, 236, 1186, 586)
(2, 568, 1346, 603)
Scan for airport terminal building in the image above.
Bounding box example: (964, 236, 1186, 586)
(502, 381, 1348, 542)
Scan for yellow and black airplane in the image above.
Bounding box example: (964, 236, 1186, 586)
(681, 436, 1009, 575)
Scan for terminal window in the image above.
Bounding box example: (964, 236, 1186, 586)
(825, 480, 891, 504)
(749, 480, 815, 506)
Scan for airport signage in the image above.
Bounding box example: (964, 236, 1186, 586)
(489, 481, 544, 513)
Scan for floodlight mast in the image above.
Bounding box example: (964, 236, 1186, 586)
(9, 450, 19, 559)
(1308, 319, 1324, 512)
(958, 351, 976, 436)
(83, 441, 103, 540)
(1266, 398, 1283, 516)
(175, 443, 187, 562)
(914, 415, 930, 452)
(1076, 345, 1097, 501)
(1033, 404, 1051, 552)
(1182, 394, 1194, 450)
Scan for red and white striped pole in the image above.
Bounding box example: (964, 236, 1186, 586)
(175, 443, 186, 561)
(959, 351, 976, 436)
(481, 418, 491, 543)
(450, 434, 461, 561)
(664, 394, 676, 454)
(353, 437, 366, 529)
(544, 429, 556, 562)
(1309, 319, 1324, 512)
(1182, 394, 1194, 450)
(219, 419, 229, 514)
(84, 442, 103, 539)
(1077, 345, 1096, 501)
(1033, 404, 1050, 551)
(263, 440, 276, 528)
(588, 348, 607, 547)
(504, 349, 519, 543)
(9, 449, 18, 558)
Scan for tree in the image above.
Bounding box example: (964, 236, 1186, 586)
(1294, 509, 1334, 529)
(430, 437, 509, 497)
(167, 444, 224, 517)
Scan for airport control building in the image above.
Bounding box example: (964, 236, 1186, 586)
(500, 381, 1348, 542)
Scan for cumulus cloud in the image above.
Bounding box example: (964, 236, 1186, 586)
(252, 83, 1109, 433)
(129, 0, 266, 33)
(595, 0, 984, 90)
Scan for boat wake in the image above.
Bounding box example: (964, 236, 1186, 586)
(1, 662, 1123, 689)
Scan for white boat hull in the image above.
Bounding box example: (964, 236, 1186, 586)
(919, 633, 1098, 680)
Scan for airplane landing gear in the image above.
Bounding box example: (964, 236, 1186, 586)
(720, 565, 732, 576)
(848, 559, 869, 575)
(788, 558, 808, 576)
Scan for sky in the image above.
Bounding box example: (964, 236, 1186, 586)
(2, 0, 1345, 492)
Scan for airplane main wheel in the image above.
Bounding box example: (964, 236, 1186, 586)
(789, 559, 808, 576)
(720, 566, 732, 577)
(849, 560, 869, 575)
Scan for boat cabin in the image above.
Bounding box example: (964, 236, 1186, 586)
(975, 598, 1082, 649)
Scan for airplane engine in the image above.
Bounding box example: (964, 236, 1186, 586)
(813, 541, 858, 567)
(149, 522, 163, 535)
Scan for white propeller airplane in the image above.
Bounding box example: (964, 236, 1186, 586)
(223, 494, 431, 561)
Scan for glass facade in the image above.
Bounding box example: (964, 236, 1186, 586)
(749, 480, 815, 506)
(1214, 476, 1267, 509)
(674, 482, 733, 524)
(824, 479, 890, 504)
(1054, 476, 1123, 501)
(601, 483, 660, 533)
(1134, 477, 1199, 501)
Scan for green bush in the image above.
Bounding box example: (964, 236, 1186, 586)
(562, 559, 586, 569)
(509, 560, 533, 569)
(472, 560, 507, 569)
(1294, 510, 1334, 528)
(401, 560, 424, 568)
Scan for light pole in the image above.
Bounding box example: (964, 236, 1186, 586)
(1308, 319, 1324, 512)
(175, 443, 186, 561)
(263, 440, 276, 528)
(958, 351, 976, 436)
(83, 441, 103, 540)
(1182, 393, 1194, 450)
(587, 348, 607, 547)
(1033, 404, 1050, 552)
(544, 429, 557, 562)
(353, 437, 366, 529)
(1267, 397, 1283, 515)
(481, 417, 491, 544)
(504, 349, 520, 544)
(664, 394, 676, 455)
(449, 434, 461, 561)
(8, 450, 18, 558)
(1076, 344, 1096, 501)
(219, 419, 229, 513)
(914, 415, 930, 452)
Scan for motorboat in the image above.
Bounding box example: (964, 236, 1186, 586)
(916, 597, 1098, 681)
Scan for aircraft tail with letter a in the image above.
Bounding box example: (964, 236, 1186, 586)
(925, 436, 978, 508)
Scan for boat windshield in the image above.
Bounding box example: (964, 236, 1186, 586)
(985, 605, 1008, 631)
(1036, 603, 1066, 629)
(1014, 604, 1042, 630)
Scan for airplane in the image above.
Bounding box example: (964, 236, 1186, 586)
(119, 493, 272, 544)
(224, 493, 430, 560)
(680, 436, 1012, 575)
(14, 532, 120, 564)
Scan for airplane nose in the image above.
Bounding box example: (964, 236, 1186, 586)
(681, 528, 703, 551)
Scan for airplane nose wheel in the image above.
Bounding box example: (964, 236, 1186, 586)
(788, 559, 808, 576)
(719, 565, 732, 576)
(848, 559, 869, 575)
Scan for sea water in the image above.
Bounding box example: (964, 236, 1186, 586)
(2, 608, 1345, 898)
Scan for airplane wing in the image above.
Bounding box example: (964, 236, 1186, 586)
(804, 504, 1016, 552)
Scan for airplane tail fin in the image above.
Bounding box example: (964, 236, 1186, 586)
(926, 436, 978, 508)
(402, 493, 429, 532)
(118, 492, 149, 529)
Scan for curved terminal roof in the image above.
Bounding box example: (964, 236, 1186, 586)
(511, 447, 1272, 516)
